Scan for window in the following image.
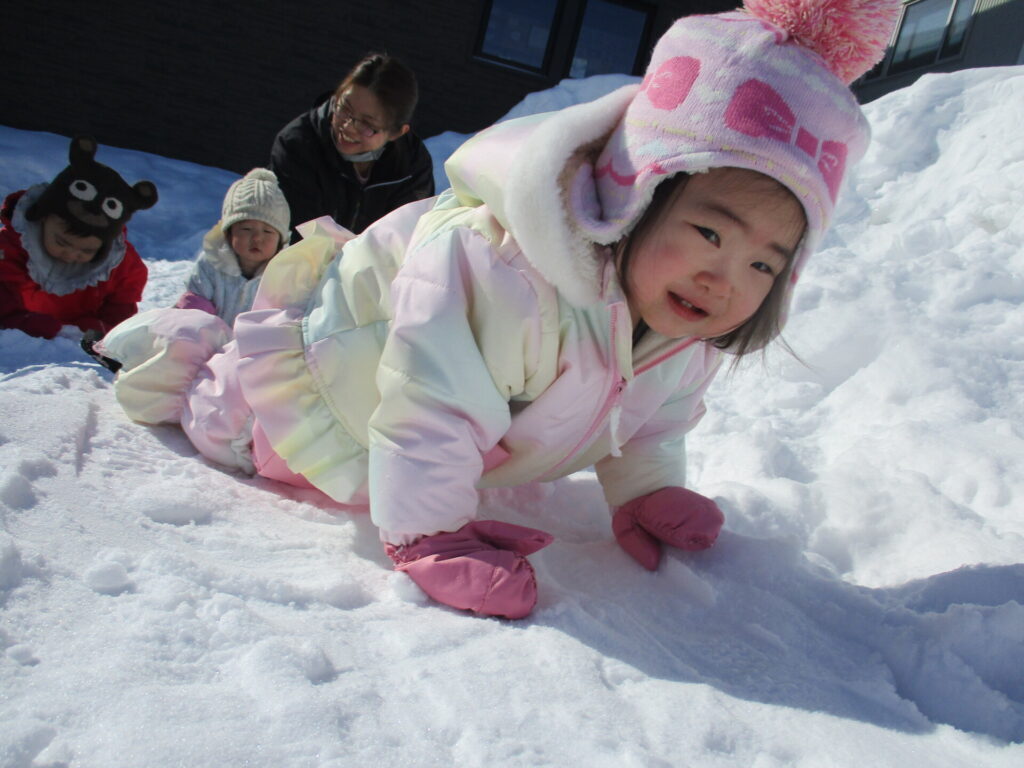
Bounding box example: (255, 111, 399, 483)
(476, 0, 654, 80)
(570, 0, 653, 78)
(888, 0, 976, 75)
(941, 0, 975, 58)
(479, 0, 560, 71)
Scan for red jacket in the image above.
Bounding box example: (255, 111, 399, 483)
(0, 189, 148, 338)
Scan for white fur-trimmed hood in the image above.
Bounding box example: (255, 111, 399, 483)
(198, 223, 246, 277)
(443, 85, 638, 307)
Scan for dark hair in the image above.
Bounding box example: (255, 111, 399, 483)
(57, 215, 106, 242)
(334, 52, 419, 130)
(26, 208, 101, 241)
(616, 169, 806, 358)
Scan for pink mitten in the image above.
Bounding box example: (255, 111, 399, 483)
(612, 487, 724, 571)
(385, 520, 554, 619)
(174, 291, 217, 315)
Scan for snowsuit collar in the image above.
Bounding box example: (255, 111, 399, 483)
(9, 185, 129, 296)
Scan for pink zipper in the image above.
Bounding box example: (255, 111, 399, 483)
(543, 314, 701, 477)
(544, 375, 626, 478)
(543, 305, 628, 477)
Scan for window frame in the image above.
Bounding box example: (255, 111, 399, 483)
(564, 0, 657, 80)
(474, 0, 656, 81)
(862, 0, 978, 82)
(473, 0, 569, 75)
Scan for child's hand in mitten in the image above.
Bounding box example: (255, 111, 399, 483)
(174, 291, 217, 315)
(612, 487, 724, 571)
(385, 520, 553, 619)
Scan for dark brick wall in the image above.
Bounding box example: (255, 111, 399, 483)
(2, 0, 736, 174)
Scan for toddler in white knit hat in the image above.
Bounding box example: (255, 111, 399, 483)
(175, 168, 291, 326)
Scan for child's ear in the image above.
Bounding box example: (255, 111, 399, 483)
(131, 181, 159, 210)
(69, 136, 98, 164)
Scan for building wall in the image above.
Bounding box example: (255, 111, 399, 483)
(855, 0, 1024, 103)
(3, 0, 734, 174)
(966, 0, 1024, 66)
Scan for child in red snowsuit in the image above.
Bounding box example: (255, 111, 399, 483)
(0, 136, 158, 339)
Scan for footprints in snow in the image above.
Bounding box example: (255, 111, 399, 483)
(0, 392, 96, 512)
(0, 456, 57, 510)
(127, 481, 213, 526)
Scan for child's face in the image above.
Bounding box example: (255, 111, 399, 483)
(625, 167, 805, 339)
(40, 215, 103, 264)
(229, 220, 281, 277)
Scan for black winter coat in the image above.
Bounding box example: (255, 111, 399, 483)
(269, 100, 435, 238)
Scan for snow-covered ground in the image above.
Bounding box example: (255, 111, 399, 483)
(1, 67, 1023, 767)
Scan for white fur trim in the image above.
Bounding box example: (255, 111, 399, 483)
(199, 223, 244, 277)
(501, 85, 638, 307)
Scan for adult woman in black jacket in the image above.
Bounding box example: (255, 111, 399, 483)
(269, 53, 435, 238)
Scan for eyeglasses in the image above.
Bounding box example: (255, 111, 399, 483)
(332, 97, 383, 139)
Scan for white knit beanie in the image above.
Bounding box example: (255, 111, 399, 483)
(220, 168, 291, 244)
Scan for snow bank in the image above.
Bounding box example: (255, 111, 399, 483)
(1, 66, 1023, 766)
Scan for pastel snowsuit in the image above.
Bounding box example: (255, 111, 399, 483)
(0, 187, 147, 338)
(103, 87, 724, 543)
(175, 225, 269, 327)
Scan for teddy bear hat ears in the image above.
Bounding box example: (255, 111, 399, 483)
(26, 135, 159, 261)
(65, 136, 158, 212)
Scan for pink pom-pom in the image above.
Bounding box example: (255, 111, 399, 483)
(745, 0, 902, 83)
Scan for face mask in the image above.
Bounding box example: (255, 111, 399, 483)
(341, 145, 387, 163)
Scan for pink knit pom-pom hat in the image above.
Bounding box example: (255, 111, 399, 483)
(574, 0, 901, 287)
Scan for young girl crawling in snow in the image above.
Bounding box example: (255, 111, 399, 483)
(97, 0, 900, 618)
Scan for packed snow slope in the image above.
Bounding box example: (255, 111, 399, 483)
(1, 67, 1023, 767)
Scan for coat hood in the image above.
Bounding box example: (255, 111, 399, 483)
(444, 86, 637, 308)
(199, 223, 251, 278)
